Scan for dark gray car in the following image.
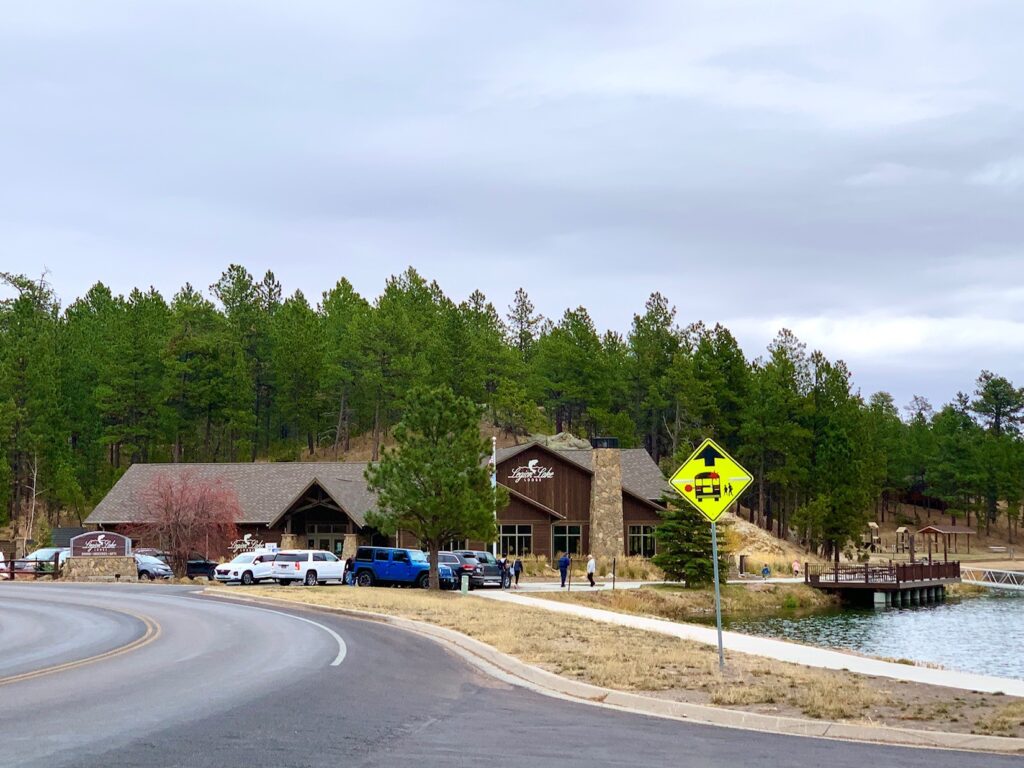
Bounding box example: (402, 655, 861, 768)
(436, 551, 481, 588)
(454, 550, 502, 588)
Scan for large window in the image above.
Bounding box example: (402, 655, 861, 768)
(441, 539, 467, 551)
(628, 525, 657, 558)
(552, 524, 582, 556)
(499, 525, 532, 555)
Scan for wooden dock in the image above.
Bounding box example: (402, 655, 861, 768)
(805, 561, 960, 607)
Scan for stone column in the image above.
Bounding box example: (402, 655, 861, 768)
(280, 533, 303, 550)
(341, 533, 359, 561)
(589, 448, 625, 559)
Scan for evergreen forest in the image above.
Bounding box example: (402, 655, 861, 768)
(2, 266, 1022, 555)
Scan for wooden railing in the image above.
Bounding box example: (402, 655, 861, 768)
(805, 561, 960, 587)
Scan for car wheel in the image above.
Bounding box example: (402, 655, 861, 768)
(139, 571, 153, 581)
(278, 579, 292, 586)
(356, 571, 374, 587)
(241, 571, 254, 586)
(417, 573, 429, 589)
(304, 570, 318, 586)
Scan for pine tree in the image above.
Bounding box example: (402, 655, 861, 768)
(365, 386, 506, 589)
(652, 495, 727, 587)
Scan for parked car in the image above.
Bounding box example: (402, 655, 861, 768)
(352, 547, 457, 589)
(16, 547, 69, 573)
(273, 550, 345, 586)
(436, 551, 481, 589)
(215, 551, 277, 585)
(453, 550, 503, 588)
(135, 553, 173, 580)
(186, 556, 218, 581)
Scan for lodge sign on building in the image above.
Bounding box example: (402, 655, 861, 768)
(509, 459, 555, 484)
(70, 531, 131, 557)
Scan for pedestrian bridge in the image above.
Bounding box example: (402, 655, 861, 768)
(961, 567, 1024, 591)
(805, 561, 960, 607)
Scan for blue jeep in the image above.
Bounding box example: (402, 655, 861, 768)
(352, 547, 456, 589)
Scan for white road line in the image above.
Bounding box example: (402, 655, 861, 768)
(180, 593, 348, 667)
(236, 606, 346, 663)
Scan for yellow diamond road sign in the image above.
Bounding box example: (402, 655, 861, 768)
(669, 438, 753, 523)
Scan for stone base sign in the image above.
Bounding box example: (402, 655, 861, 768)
(66, 531, 136, 582)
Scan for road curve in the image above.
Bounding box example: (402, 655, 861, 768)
(0, 584, 1017, 768)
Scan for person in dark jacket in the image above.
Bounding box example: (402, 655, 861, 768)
(558, 552, 571, 588)
(512, 556, 524, 589)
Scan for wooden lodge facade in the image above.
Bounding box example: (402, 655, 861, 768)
(85, 442, 669, 561)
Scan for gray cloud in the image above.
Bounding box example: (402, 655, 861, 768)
(3, 1, 1023, 408)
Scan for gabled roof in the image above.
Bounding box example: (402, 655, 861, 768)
(495, 442, 669, 501)
(506, 486, 566, 520)
(85, 462, 377, 528)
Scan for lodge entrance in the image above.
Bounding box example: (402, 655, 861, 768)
(305, 524, 348, 556)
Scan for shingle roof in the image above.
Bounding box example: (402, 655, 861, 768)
(495, 443, 669, 501)
(85, 462, 377, 527)
(87, 445, 670, 527)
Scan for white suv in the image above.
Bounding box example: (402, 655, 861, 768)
(214, 550, 277, 585)
(272, 550, 345, 586)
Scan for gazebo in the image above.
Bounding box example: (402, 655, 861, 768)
(917, 524, 976, 558)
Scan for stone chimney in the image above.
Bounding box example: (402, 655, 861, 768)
(589, 448, 625, 559)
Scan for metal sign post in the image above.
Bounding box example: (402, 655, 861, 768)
(710, 521, 724, 670)
(669, 438, 755, 674)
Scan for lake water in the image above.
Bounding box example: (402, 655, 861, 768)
(726, 590, 1024, 680)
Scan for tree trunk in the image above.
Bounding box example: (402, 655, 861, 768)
(307, 431, 315, 456)
(371, 397, 382, 462)
(428, 541, 440, 590)
(333, 389, 347, 454)
(756, 455, 765, 526)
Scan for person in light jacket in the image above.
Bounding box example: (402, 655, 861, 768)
(586, 553, 597, 587)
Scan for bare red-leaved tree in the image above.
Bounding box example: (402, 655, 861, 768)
(129, 471, 241, 577)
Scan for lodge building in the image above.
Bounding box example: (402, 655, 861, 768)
(85, 441, 669, 561)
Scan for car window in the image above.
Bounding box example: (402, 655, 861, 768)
(313, 553, 326, 562)
(374, 550, 390, 561)
(355, 547, 373, 561)
(230, 554, 255, 564)
(408, 550, 427, 562)
(323, 553, 339, 562)
(438, 554, 455, 564)
(275, 553, 304, 563)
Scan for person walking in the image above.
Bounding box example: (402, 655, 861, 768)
(498, 553, 510, 589)
(557, 552, 570, 588)
(512, 556, 523, 589)
(344, 556, 355, 585)
(586, 553, 597, 588)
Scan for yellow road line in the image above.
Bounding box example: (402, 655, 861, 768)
(0, 610, 161, 688)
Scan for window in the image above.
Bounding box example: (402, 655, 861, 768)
(628, 525, 657, 558)
(323, 553, 339, 562)
(441, 539, 467, 551)
(393, 551, 410, 564)
(374, 550, 390, 561)
(552, 525, 582, 556)
(313, 553, 327, 562)
(499, 525, 533, 555)
(275, 553, 305, 563)
(408, 550, 427, 562)
(355, 547, 373, 562)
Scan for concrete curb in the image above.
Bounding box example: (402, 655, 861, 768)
(203, 590, 1024, 755)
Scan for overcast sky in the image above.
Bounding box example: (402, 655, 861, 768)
(3, 1, 1023, 410)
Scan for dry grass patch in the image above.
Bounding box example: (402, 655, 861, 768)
(219, 584, 1022, 737)
(536, 583, 836, 621)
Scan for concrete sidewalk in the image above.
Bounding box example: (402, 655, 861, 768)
(504, 580, 655, 593)
(477, 590, 1024, 696)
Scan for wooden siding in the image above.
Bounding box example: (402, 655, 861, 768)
(497, 446, 591, 521)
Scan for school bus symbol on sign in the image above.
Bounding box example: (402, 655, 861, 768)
(669, 438, 753, 523)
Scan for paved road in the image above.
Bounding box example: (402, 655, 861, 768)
(0, 584, 1017, 768)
